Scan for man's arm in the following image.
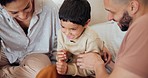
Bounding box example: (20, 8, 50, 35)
(108, 66, 141, 78)
(77, 53, 141, 78)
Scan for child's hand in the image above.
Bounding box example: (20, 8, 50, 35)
(56, 50, 67, 62)
(56, 61, 68, 75)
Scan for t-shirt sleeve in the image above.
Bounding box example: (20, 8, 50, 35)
(57, 29, 64, 51)
(86, 36, 104, 54)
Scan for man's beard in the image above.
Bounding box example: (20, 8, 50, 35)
(119, 11, 132, 31)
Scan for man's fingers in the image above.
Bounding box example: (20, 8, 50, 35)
(105, 55, 111, 65)
(103, 52, 108, 62)
(77, 54, 84, 58)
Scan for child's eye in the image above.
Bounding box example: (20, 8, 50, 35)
(61, 26, 65, 28)
(24, 6, 30, 10)
(23, 3, 30, 11)
(11, 12, 18, 14)
(71, 28, 76, 30)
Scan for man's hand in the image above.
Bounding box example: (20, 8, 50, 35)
(77, 52, 104, 70)
(101, 47, 112, 65)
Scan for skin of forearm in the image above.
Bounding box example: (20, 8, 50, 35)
(95, 62, 109, 78)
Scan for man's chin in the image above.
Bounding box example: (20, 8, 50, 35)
(19, 19, 28, 22)
(16, 17, 29, 22)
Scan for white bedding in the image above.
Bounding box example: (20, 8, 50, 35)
(91, 21, 126, 61)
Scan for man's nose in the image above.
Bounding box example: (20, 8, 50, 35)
(108, 13, 114, 21)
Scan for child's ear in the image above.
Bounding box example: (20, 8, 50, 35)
(84, 19, 91, 28)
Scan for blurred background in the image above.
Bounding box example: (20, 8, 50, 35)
(52, 0, 108, 25)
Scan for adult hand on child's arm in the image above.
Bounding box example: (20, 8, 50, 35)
(77, 52, 109, 78)
(77, 52, 104, 70)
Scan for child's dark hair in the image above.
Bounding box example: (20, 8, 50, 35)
(0, 0, 16, 6)
(59, 0, 91, 26)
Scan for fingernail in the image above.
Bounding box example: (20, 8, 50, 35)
(105, 59, 107, 61)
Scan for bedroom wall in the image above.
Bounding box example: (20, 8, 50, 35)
(52, 0, 108, 25)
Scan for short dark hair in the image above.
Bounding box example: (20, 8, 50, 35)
(0, 0, 16, 6)
(59, 0, 91, 26)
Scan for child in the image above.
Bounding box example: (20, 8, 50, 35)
(36, 0, 111, 78)
(56, 0, 111, 77)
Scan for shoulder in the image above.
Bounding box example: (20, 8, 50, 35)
(83, 27, 100, 40)
(0, 7, 4, 21)
(0, 11, 7, 24)
(130, 14, 148, 30)
(57, 29, 65, 39)
(126, 14, 148, 40)
(34, 0, 59, 14)
(57, 29, 62, 36)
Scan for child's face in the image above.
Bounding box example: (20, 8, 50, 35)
(60, 20, 87, 40)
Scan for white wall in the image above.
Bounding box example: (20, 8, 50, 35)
(88, 0, 107, 25)
(52, 0, 64, 7)
(52, 0, 108, 25)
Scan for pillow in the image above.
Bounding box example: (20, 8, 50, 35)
(91, 21, 126, 61)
